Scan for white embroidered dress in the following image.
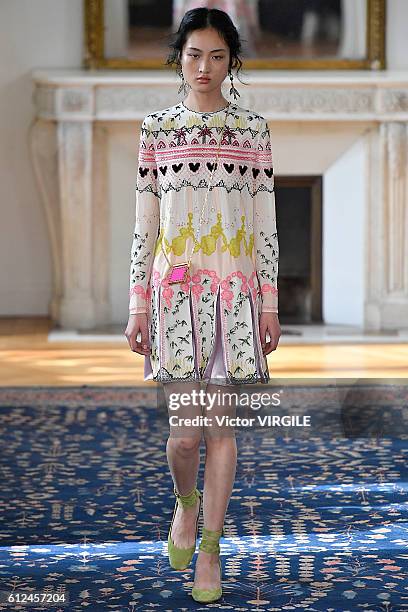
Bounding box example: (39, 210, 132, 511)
(129, 101, 279, 385)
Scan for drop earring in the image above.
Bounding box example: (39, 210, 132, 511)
(177, 68, 190, 95)
(229, 70, 240, 100)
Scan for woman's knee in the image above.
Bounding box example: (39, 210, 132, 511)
(168, 435, 201, 456)
(204, 431, 237, 447)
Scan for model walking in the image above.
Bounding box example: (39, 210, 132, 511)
(125, 7, 281, 603)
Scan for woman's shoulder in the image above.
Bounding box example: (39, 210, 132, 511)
(232, 103, 267, 125)
(233, 103, 265, 122)
(227, 105, 269, 141)
(141, 104, 181, 129)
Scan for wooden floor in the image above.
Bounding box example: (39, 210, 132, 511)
(0, 317, 407, 386)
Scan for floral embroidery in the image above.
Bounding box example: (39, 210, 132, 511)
(129, 284, 149, 300)
(261, 283, 279, 295)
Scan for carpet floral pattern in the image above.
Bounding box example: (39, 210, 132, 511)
(0, 384, 406, 611)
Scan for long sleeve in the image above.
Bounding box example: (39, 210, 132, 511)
(253, 118, 279, 314)
(128, 117, 160, 314)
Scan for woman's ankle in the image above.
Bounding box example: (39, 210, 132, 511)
(197, 549, 219, 563)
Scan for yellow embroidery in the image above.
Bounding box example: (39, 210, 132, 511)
(232, 115, 247, 130)
(185, 115, 202, 129)
(163, 117, 176, 131)
(156, 211, 255, 259)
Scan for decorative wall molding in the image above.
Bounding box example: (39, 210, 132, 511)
(32, 70, 408, 121)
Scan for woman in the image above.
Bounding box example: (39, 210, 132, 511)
(125, 7, 281, 604)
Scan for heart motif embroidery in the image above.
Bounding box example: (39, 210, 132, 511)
(252, 168, 260, 179)
(264, 167, 274, 178)
(189, 162, 200, 172)
(172, 163, 183, 173)
(224, 163, 234, 173)
(207, 162, 217, 172)
(152, 169, 158, 179)
(139, 167, 149, 178)
(159, 166, 167, 175)
(239, 165, 248, 176)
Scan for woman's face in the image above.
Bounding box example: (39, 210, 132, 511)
(180, 27, 230, 93)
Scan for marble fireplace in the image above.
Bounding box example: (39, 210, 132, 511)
(30, 69, 408, 331)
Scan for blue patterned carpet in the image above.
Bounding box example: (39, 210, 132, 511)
(0, 384, 407, 612)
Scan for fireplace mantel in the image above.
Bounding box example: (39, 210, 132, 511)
(30, 69, 408, 330)
(32, 69, 408, 121)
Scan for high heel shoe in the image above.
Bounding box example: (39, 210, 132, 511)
(191, 526, 223, 603)
(167, 484, 201, 570)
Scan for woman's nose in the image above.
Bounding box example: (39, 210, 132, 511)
(199, 59, 210, 73)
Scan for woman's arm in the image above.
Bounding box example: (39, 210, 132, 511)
(253, 117, 279, 315)
(129, 116, 160, 315)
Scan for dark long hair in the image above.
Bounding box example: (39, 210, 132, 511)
(165, 7, 248, 88)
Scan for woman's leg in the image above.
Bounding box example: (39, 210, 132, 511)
(193, 382, 240, 589)
(163, 380, 203, 549)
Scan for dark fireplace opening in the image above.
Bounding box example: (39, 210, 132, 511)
(275, 175, 322, 324)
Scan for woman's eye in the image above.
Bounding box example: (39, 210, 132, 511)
(188, 54, 223, 59)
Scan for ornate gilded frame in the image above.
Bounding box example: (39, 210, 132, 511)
(84, 0, 385, 70)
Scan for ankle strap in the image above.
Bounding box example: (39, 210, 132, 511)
(199, 526, 223, 554)
(174, 485, 200, 508)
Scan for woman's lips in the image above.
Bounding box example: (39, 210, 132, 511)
(197, 78, 210, 82)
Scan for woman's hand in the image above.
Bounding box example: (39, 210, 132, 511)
(125, 313, 151, 356)
(259, 312, 281, 355)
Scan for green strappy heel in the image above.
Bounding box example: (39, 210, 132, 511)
(167, 484, 201, 570)
(191, 526, 223, 603)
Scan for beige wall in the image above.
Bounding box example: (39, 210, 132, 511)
(0, 0, 83, 315)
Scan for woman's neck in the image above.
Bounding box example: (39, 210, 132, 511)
(182, 93, 229, 113)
